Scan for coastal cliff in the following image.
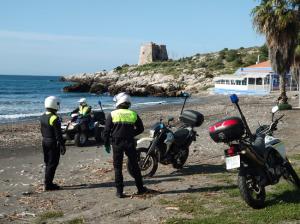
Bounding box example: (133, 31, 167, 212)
(61, 46, 268, 96)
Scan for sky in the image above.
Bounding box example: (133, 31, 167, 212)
(0, 0, 265, 76)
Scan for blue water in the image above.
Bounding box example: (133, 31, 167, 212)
(0, 75, 181, 124)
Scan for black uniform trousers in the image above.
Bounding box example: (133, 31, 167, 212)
(42, 139, 60, 186)
(112, 138, 144, 192)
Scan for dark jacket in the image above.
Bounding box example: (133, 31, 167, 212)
(103, 109, 144, 145)
(40, 111, 64, 144)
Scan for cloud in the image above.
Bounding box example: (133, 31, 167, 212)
(0, 30, 142, 44)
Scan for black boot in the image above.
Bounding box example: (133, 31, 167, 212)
(137, 186, 148, 195)
(45, 183, 61, 191)
(116, 188, 125, 198)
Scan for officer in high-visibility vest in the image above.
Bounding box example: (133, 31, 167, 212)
(71, 98, 91, 117)
(40, 96, 66, 191)
(103, 92, 149, 198)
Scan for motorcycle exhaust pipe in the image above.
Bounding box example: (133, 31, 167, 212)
(242, 147, 265, 167)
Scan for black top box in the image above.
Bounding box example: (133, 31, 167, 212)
(179, 110, 204, 127)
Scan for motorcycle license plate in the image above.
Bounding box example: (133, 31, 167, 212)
(225, 155, 240, 170)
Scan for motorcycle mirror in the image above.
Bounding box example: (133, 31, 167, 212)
(272, 106, 279, 114)
(230, 94, 239, 104)
(181, 92, 190, 98)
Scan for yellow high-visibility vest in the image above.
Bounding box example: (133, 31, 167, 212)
(111, 109, 137, 124)
(46, 111, 58, 126)
(79, 105, 90, 116)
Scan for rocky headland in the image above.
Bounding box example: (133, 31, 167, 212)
(61, 46, 268, 96)
(61, 70, 213, 97)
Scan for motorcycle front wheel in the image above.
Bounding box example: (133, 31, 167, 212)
(282, 160, 300, 188)
(172, 148, 189, 169)
(74, 132, 88, 147)
(238, 172, 266, 209)
(127, 147, 158, 178)
(94, 126, 104, 143)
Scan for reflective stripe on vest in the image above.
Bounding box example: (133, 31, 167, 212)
(79, 105, 89, 115)
(111, 109, 137, 124)
(46, 112, 58, 126)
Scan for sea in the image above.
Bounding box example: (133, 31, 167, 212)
(0, 75, 183, 124)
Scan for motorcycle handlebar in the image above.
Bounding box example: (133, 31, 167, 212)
(276, 114, 284, 122)
(256, 114, 284, 136)
(268, 114, 284, 133)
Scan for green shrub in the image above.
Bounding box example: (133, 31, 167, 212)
(225, 49, 238, 62)
(243, 54, 258, 66)
(278, 103, 292, 110)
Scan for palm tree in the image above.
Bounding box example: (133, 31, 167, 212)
(291, 33, 300, 89)
(252, 0, 300, 105)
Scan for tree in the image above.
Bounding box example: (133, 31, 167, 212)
(259, 44, 269, 61)
(252, 0, 300, 105)
(291, 32, 300, 88)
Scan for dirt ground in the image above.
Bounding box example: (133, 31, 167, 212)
(1, 93, 300, 223)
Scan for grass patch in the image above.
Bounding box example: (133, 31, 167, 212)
(65, 217, 85, 224)
(289, 154, 300, 161)
(35, 210, 64, 224)
(163, 178, 300, 224)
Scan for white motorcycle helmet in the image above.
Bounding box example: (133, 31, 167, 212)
(113, 92, 131, 108)
(44, 96, 60, 111)
(78, 98, 87, 105)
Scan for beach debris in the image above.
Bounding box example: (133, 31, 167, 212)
(165, 206, 180, 211)
(0, 191, 10, 197)
(16, 212, 36, 218)
(91, 167, 113, 175)
(22, 191, 34, 196)
(0, 213, 7, 219)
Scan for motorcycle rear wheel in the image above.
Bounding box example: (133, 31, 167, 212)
(127, 147, 158, 178)
(282, 160, 300, 188)
(172, 148, 189, 169)
(238, 172, 266, 209)
(74, 132, 88, 147)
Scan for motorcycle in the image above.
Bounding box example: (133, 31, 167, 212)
(61, 100, 106, 147)
(209, 94, 300, 209)
(127, 93, 204, 178)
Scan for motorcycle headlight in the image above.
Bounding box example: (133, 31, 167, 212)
(149, 129, 155, 138)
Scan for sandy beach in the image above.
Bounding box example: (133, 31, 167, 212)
(1, 92, 300, 223)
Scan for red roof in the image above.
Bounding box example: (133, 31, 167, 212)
(246, 60, 271, 68)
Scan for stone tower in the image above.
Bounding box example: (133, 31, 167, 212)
(138, 42, 168, 65)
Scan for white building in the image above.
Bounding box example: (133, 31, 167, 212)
(213, 61, 297, 95)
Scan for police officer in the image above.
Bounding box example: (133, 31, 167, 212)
(71, 98, 91, 117)
(40, 96, 66, 191)
(103, 92, 148, 198)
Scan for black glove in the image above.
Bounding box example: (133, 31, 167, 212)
(58, 143, 66, 155)
(104, 145, 111, 154)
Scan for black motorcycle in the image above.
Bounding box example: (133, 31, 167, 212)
(127, 93, 204, 178)
(209, 94, 300, 209)
(61, 100, 106, 147)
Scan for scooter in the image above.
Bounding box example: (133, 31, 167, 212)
(127, 93, 204, 178)
(61, 100, 106, 147)
(209, 94, 300, 208)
